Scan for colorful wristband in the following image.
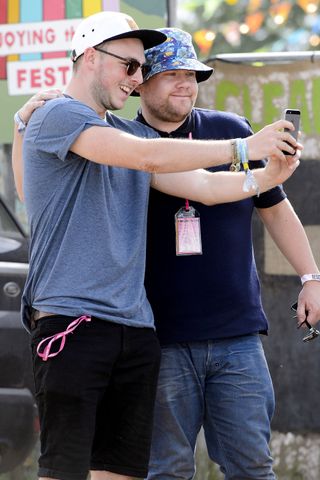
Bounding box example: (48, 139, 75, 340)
(230, 139, 241, 172)
(236, 138, 260, 197)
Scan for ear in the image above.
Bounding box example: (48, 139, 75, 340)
(83, 47, 97, 68)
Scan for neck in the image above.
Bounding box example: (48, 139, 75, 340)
(65, 79, 107, 119)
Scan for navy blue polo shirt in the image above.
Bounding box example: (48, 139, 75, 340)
(136, 108, 286, 345)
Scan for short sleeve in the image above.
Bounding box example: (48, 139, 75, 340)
(31, 98, 109, 162)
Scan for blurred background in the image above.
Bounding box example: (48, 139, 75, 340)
(178, 0, 320, 57)
(0, 1, 319, 479)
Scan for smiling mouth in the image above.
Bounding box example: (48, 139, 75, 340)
(171, 95, 192, 99)
(120, 85, 132, 95)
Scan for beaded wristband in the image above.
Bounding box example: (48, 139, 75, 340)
(230, 139, 241, 172)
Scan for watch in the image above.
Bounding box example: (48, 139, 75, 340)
(301, 273, 320, 285)
(14, 111, 27, 133)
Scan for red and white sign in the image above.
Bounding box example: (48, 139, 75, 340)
(7, 58, 72, 94)
(0, 19, 81, 55)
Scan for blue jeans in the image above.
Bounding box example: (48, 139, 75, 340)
(147, 334, 275, 480)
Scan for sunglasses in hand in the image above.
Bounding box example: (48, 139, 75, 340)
(291, 302, 320, 342)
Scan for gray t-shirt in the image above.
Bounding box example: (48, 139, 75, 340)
(22, 96, 158, 332)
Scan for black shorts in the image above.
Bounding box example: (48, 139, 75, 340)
(30, 315, 161, 480)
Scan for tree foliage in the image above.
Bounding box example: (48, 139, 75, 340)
(177, 0, 320, 58)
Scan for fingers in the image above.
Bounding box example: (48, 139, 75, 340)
(285, 148, 302, 169)
(296, 298, 320, 328)
(32, 89, 62, 100)
(279, 140, 296, 156)
(296, 301, 308, 327)
(288, 158, 300, 171)
(264, 124, 298, 158)
(29, 89, 62, 105)
(245, 119, 302, 161)
(266, 140, 294, 161)
(281, 141, 303, 169)
(297, 284, 320, 328)
(273, 130, 297, 152)
(271, 119, 295, 131)
(296, 308, 318, 329)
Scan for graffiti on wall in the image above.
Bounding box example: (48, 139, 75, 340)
(197, 58, 320, 278)
(197, 59, 320, 160)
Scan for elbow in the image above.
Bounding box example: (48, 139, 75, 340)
(201, 195, 217, 206)
(202, 198, 215, 206)
(188, 191, 217, 206)
(18, 191, 25, 203)
(15, 186, 24, 203)
(198, 178, 218, 206)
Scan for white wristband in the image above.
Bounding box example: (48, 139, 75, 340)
(301, 273, 320, 285)
(14, 111, 27, 133)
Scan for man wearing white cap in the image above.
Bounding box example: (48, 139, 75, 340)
(133, 28, 320, 480)
(12, 12, 301, 480)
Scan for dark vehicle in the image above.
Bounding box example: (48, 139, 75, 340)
(0, 196, 38, 473)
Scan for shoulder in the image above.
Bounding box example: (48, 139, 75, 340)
(192, 108, 252, 138)
(26, 97, 107, 144)
(192, 107, 248, 125)
(107, 112, 159, 139)
(35, 97, 109, 138)
(31, 96, 102, 126)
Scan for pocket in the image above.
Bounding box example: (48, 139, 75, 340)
(30, 316, 72, 347)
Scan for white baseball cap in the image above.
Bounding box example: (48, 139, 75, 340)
(71, 11, 167, 62)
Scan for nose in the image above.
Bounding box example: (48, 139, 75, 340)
(178, 76, 196, 87)
(131, 67, 144, 86)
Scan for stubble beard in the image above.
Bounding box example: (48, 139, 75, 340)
(147, 97, 194, 124)
(90, 77, 117, 112)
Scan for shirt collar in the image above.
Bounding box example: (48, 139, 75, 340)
(135, 109, 194, 137)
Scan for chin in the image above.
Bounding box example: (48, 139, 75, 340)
(171, 109, 191, 122)
(110, 100, 125, 111)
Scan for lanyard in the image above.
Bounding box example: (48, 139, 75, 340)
(175, 131, 202, 256)
(184, 132, 192, 211)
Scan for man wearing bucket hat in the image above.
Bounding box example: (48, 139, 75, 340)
(133, 28, 320, 480)
(12, 12, 301, 480)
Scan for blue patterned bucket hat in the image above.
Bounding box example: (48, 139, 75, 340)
(143, 28, 213, 83)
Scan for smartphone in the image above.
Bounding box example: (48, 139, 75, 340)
(282, 109, 300, 155)
(284, 108, 300, 141)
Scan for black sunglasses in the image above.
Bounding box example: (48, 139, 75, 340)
(291, 301, 320, 342)
(94, 47, 149, 77)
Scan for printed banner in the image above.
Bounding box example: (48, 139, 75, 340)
(0, 19, 81, 56)
(7, 57, 72, 94)
(0, 0, 167, 143)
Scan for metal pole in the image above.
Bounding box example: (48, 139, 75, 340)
(207, 50, 320, 64)
(167, 0, 177, 27)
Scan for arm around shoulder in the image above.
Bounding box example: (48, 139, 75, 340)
(12, 124, 25, 202)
